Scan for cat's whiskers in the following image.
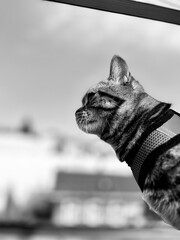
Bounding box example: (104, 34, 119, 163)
(76, 112, 83, 117)
(85, 118, 88, 133)
(79, 118, 85, 129)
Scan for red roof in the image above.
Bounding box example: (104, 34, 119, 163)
(55, 172, 139, 192)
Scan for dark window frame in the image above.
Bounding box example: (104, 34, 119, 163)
(44, 0, 180, 25)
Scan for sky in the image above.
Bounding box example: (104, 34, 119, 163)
(1, 0, 180, 137)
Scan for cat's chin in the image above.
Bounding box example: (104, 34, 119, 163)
(80, 121, 102, 135)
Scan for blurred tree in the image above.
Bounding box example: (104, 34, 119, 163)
(22, 192, 56, 223)
(19, 117, 35, 134)
(31, 198, 54, 221)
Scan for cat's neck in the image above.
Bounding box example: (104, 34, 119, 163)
(101, 94, 172, 164)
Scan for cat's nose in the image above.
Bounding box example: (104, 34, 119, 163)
(75, 107, 83, 116)
(75, 108, 92, 119)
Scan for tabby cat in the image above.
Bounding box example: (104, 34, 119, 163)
(75, 55, 180, 230)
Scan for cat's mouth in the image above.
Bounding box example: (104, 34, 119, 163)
(75, 108, 101, 134)
(75, 113, 95, 132)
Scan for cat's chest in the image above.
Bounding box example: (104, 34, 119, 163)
(144, 143, 180, 190)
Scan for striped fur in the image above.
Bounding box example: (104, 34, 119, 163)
(75, 55, 180, 230)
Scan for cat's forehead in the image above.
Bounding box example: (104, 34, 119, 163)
(86, 80, 120, 96)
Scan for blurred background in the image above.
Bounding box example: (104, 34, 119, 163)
(0, 0, 180, 239)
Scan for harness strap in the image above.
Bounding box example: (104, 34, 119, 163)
(131, 111, 180, 191)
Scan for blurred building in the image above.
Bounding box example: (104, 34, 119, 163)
(0, 124, 160, 227)
(51, 172, 147, 228)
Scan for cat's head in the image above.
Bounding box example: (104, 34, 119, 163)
(75, 55, 145, 137)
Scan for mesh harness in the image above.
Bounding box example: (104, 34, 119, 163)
(130, 110, 180, 191)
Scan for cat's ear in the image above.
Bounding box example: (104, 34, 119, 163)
(108, 55, 129, 84)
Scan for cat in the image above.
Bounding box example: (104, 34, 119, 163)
(75, 55, 180, 230)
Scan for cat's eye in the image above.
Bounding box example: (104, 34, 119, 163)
(100, 97, 116, 109)
(101, 97, 111, 105)
(98, 91, 125, 108)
